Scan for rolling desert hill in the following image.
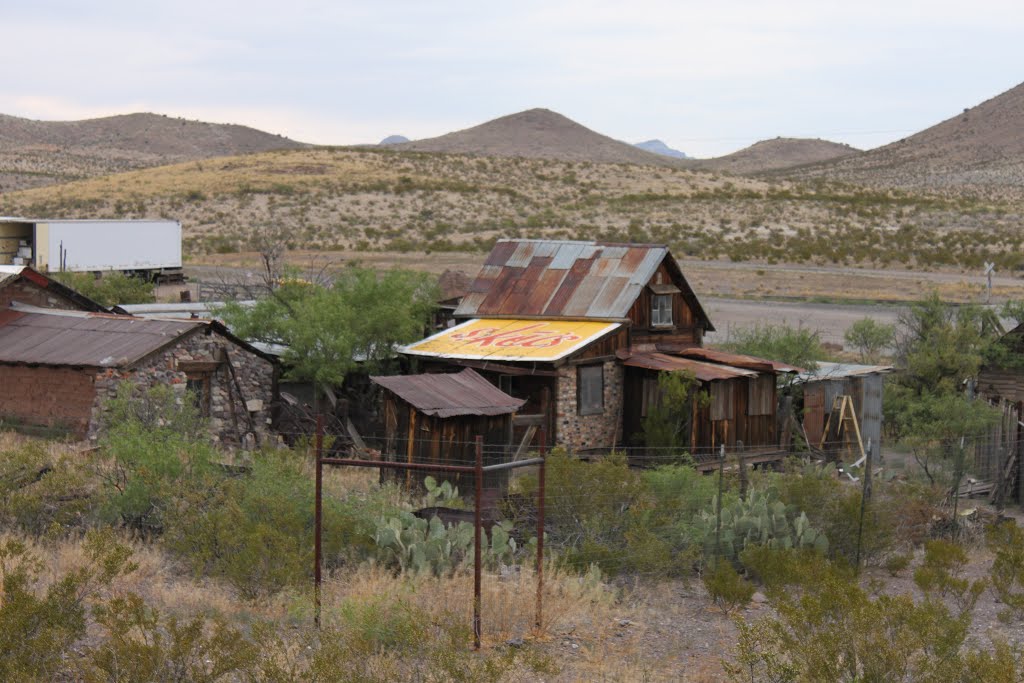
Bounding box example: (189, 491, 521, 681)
(792, 80, 1024, 195)
(395, 108, 682, 167)
(695, 137, 859, 175)
(0, 112, 306, 192)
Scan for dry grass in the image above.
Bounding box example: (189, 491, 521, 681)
(3, 146, 1021, 277)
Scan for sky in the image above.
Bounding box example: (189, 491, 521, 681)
(2, 1, 1023, 158)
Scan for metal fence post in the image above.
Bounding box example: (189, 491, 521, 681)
(535, 426, 546, 632)
(714, 443, 725, 569)
(314, 414, 324, 629)
(474, 435, 483, 650)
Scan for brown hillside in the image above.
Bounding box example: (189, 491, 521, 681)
(396, 108, 682, 166)
(0, 112, 307, 192)
(695, 137, 859, 175)
(793, 81, 1024, 194)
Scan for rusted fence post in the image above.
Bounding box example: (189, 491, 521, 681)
(855, 438, 872, 571)
(314, 414, 324, 629)
(473, 435, 483, 650)
(535, 427, 546, 632)
(713, 443, 725, 569)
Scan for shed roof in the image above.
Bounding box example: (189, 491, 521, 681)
(795, 361, 894, 383)
(371, 368, 526, 418)
(620, 351, 759, 381)
(0, 306, 205, 368)
(677, 348, 803, 374)
(454, 239, 713, 328)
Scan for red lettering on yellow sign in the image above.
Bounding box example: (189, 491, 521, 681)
(449, 323, 582, 349)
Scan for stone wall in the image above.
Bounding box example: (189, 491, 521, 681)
(554, 360, 623, 451)
(0, 365, 96, 436)
(89, 326, 277, 447)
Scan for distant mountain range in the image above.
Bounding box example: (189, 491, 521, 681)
(634, 139, 688, 159)
(6, 78, 1024, 195)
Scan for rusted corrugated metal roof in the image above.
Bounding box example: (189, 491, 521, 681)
(0, 307, 204, 367)
(677, 348, 803, 374)
(371, 368, 526, 418)
(455, 239, 712, 328)
(620, 351, 759, 381)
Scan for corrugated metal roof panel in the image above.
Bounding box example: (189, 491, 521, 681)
(505, 241, 538, 268)
(371, 368, 526, 417)
(795, 361, 895, 383)
(0, 309, 203, 367)
(678, 348, 803, 374)
(452, 240, 712, 325)
(621, 352, 759, 381)
(549, 242, 585, 269)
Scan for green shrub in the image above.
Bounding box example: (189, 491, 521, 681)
(987, 521, 1024, 621)
(96, 383, 219, 534)
(165, 447, 382, 599)
(0, 440, 94, 535)
(51, 271, 155, 307)
(703, 561, 754, 614)
(883, 552, 913, 577)
(0, 529, 136, 681)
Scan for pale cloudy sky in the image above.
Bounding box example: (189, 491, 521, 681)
(1, 0, 1022, 157)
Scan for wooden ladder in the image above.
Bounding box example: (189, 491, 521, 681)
(819, 395, 866, 464)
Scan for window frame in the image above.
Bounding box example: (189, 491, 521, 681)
(651, 293, 674, 328)
(577, 364, 605, 416)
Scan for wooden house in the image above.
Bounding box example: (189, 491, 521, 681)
(371, 368, 525, 494)
(401, 239, 796, 463)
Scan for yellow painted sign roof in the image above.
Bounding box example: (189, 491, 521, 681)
(402, 318, 621, 362)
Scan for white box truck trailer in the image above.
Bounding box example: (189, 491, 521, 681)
(0, 218, 183, 281)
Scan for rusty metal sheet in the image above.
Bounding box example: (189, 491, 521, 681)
(0, 309, 202, 367)
(452, 239, 713, 324)
(371, 368, 526, 417)
(484, 241, 518, 267)
(678, 348, 800, 373)
(621, 352, 758, 382)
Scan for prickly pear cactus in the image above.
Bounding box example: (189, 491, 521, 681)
(694, 488, 828, 561)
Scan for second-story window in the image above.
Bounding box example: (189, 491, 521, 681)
(652, 294, 673, 327)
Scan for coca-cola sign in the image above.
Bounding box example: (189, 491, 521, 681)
(403, 318, 621, 362)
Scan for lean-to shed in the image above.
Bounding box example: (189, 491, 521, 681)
(795, 362, 893, 461)
(371, 368, 525, 494)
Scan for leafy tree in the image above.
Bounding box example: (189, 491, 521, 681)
(218, 265, 438, 387)
(844, 317, 895, 363)
(51, 271, 156, 307)
(720, 322, 826, 371)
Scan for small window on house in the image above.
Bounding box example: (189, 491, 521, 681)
(651, 294, 673, 327)
(747, 375, 775, 416)
(709, 381, 734, 421)
(577, 365, 604, 416)
(186, 375, 211, 417)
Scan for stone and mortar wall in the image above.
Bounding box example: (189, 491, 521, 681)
(554, 360, 623, 451)
(0, 365, 97, 436)
(89, 328, 276, 446)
